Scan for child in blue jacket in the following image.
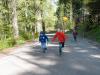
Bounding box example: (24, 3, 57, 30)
(39, 31, 48, 53)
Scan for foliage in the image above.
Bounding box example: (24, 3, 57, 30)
(0, 0, 99, 51)
(0, 0, 57, 50)
(84, 0, 99, 41)
(0, 37, 16, 50)
(87, 27, 100, 40)
(34, 32, 39, 39)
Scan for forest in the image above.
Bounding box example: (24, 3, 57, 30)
(0, 0, 100, 50)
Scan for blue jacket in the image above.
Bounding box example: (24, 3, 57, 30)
(39, 33, 48, 43)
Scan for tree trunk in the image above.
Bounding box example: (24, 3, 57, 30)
(70, 0, 73, 23)
(42, 20, 45, 32)
(35, 0, 42, 33)
(12, 0, 19, 39)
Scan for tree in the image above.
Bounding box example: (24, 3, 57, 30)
(12, 0, 19, 39)
(0, 0, 57, 49)
(34, 0, 42, 33)
(56, 0, 73, 30)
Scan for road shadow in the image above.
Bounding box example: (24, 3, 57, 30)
(8, 34, 100, 75)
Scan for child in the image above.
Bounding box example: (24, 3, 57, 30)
(72, 29, 78, 41)
(52, 29, 68, 55)
(39, 31, 48, 53)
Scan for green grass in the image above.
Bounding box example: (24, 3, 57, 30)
(0, 36, 27, 51)
(78, 24, 100, 43)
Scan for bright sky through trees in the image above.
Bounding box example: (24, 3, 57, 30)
(51, 0, 58, 11)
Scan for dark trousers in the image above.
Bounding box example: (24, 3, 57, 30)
(59, 42, 65, 55)
(73, 35, 77, 41)
(59, 42, 65, 48)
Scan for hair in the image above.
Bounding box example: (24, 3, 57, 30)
(40, 31, 45, 34)
(57, 28, 61, 31)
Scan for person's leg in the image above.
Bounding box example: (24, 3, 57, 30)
(62, 42, 65, 48)
(44, 43, 47, 50)
(75, 36, 77, 41)
(41, 43, 44, 52)
(41, 43, 43, 49)
(74, 36, 77, 41)
(75, 35, 77, 41)
(73, 35, 75, 41)
(43, 43, 47, 53)
(59, 42, 62, 55)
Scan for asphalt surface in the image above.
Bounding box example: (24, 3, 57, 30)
(0, 34, 100, 75)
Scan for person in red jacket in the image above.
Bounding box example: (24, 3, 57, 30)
(52, 29, 68, 55)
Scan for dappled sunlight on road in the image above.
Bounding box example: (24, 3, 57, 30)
(89, 46, 98, 49)
(47, 43, 59, 47)
(0, 34, 100, 75)
(90, 54, 100, 59)
(74, 47, 82, 50)
(75, 50, 89, 53)
(63, 47, 72, 53)
(70, 63, 87, 71)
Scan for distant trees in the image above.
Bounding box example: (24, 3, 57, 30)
(0, 0, 56, 49)
(87, 0, 100, 25)
(56, 0, 81, 30)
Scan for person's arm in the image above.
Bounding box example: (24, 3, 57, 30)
(45, 35, 49, 45)
(45, 35, 49, 42)
(52, 32, 57, 42)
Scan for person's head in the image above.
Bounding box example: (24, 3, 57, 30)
(73, 29, 76, 32)
(57, 28, 61, 32)
(40, 31, 45, 35)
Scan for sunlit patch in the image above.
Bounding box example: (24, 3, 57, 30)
(63, 50, 71, 53)
(48, 36, 53, 38)
(33, 42, 60, 47)
(76, 50, 88, 53)
(33, 42, 41, 47)
(33, 66, 50, 74)
(90, 54, 100, 59)
(74, 47, 82, 50)
(46, 33, 55, 36)
(63, 48, 71, 53)
(89, 46, 98, 49)
(71, 64, 86, 71)
(47, 44, 59, 47)
(32, 59, 57, 74)
(34, 59, 57, 66)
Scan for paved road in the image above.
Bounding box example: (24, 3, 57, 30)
(0, 34, 100, 75)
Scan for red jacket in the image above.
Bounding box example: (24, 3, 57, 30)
(52, 32, 68, 43)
